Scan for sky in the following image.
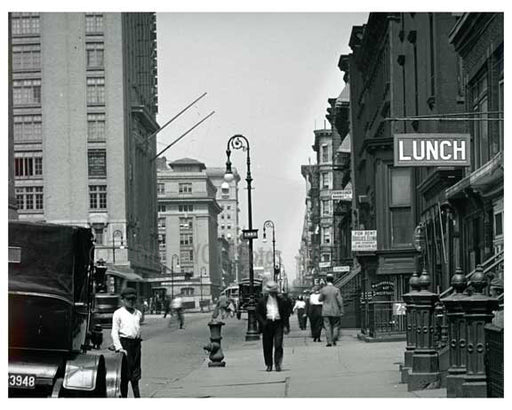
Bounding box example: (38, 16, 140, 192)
(155, 12, 369, 283)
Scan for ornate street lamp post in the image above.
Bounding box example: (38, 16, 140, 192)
(262, 220, 277, 282)
(224, 134, 259, 341)
(112, 230, 124, 264)
(170, 254, 180, 300)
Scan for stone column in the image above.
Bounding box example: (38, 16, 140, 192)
(408, 268, 441, 391)
(400, 271, 421, 383)
(441, 267, 468, 397)
(460, 265, 499, 397)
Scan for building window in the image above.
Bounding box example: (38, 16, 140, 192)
(471, 70, 489, 169)
(86, 42, 104, 68)
(221, 225, 225, 230)
(16, 186, 43, 210)
(12, 44, 41, 70)
(158, 217, 166, 228)
(227, 205, 231, 210)
(157, 183, 165, 194)
(179, 217, 193, 231)
(322, 227, 331, 244)
(88, 149, 106, 177)
(86, 77, 105, 105)
(14, 115, 42, 142)
(321, 253, 331, 262)
(321, 144, 329, 163)
(321, 199, 331, 216)
(181, 287, 194, 296)
(178, 204, 193, 212)
(180, 234, 193, 245)
(85, 13, 104, 33)
(221, 214, 225, 219)
(158, 204, 166, 212)
(11, 13, 40, 36)
(158, 234, 166, 245)
(179, 183, 192, 193)
(14, 154, 42, 178)
(227, 214, 231, 219)
(321, 172, 331, 189)
(389, 167, 412, 247)
(227, 225, 231, 230)
(13, 79, 41, 105)
(93, 226, 104, 245)
(87, 113, 105, 140)
(180, 249, 194, 263)
(89, 185, 107, 209)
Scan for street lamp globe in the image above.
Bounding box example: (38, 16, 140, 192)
(221, 181, 230, 190)
(224, 172, 234, 183)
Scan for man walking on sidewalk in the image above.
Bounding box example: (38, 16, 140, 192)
(255, 281, 290, 372)
(319, 274, 344, 347)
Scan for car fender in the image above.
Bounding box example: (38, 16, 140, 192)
(63, 354, 105, 391)
(103, 351, 128, 398)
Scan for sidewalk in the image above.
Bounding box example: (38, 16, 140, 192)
(149, 326, 447, 398)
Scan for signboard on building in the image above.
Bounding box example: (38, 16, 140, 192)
(331, 188, 352, 201)
(393, 302, 407, 315)
(242, 229, 258, 239)
(8, 247, 21, 263)
(394, 133, 470, 167)
(314, 277, 326, 286)
(333, 265, 350, 273)
(351, 230, 377, 252)
(319, 261, 331, 268)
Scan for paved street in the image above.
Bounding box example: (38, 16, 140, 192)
(103, 312, 446, 398)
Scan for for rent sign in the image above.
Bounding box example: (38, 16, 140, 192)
(394, 133, 470, 167)
(351, 230, 377, 252)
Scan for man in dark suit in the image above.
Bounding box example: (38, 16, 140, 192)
(255, 280, 291, 372)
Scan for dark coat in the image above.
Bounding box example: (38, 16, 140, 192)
(255, 294, 291, 329)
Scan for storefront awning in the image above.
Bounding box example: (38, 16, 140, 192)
(107, 269, 144, 282)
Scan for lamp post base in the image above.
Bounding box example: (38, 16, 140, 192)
(245, 305, 260, 341)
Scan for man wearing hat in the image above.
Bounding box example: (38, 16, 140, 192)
(255, 280, 291, 372)
(319, 274, 344, 347)
(112, 287, 143, 397)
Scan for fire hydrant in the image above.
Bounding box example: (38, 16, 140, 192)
(203, 319, 226, 367)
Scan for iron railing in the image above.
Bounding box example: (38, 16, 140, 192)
(361, 300, 407, 338)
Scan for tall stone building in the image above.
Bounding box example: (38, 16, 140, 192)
(10, 12, 160, 287)
(156, 158, 223, 309)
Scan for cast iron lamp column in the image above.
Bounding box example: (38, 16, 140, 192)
(170, 254, 180, 300)
(262, 220, 277, 282)
(224, 134, 260, 341)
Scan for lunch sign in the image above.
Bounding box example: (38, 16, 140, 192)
(394, 133, 470, 167)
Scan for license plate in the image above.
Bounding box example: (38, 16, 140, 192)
(8, 374, 36, 389)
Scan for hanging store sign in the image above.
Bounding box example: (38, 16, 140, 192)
(394, 133, 470, 167)
(319, 261, 331, 268)
(331, 189, 352, 201)
(351, 230, 377, 252)
(332, 265, 350, 273)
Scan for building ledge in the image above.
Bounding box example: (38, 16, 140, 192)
(446, 152, 503, 199)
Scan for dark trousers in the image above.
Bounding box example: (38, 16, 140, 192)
(174, 308, 184, 328)
(262, 319, 284, 367)
(309, 306, 323, 339)
(120, 337, 141, 397)
(297, 308, 306, 330)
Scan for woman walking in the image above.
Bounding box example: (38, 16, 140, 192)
(308, 287, 323, 342)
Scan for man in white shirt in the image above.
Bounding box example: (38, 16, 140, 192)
(112, 287, 143, 397)
(255, 281, 290, 372)
(171, 293, 184, 329)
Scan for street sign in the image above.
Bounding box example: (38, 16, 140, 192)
(333, 265, 350, 273)
(394, 133, 470, 167)
(351, 230, 377, 251)
(332, 189, 352, 201)
(242, 229, 258, 239)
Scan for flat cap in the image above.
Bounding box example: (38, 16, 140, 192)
(121, 287, 137, 298)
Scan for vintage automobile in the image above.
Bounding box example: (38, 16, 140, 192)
(236, 278, 263, 319)
(8, 221, 128, 398)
